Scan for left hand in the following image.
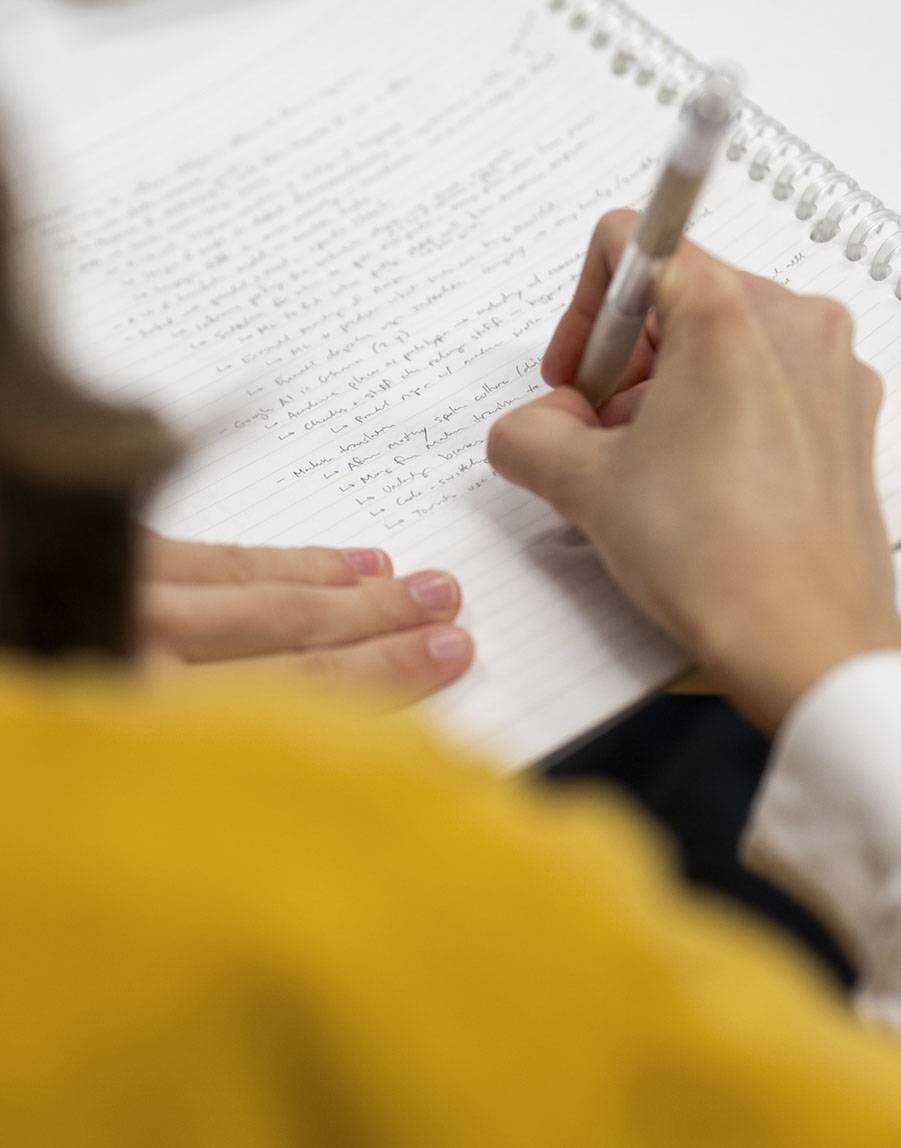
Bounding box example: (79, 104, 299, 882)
(137, 530, 474, 705)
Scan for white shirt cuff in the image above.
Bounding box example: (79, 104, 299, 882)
(742, 651, 901, 1027)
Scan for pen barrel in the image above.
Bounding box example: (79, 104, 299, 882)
(574, 152, 708, 408)
(573, 70, 738, 409)
(635, 164, 705, 258)
(574, 301, 647, 407)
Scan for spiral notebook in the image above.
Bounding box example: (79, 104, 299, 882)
(24, 0, 901, 767)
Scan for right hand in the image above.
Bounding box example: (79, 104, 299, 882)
(488, 210, 901, 732)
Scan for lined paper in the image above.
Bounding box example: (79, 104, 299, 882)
(22, 0, 901, 765)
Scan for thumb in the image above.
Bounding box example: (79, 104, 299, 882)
(487, 387, 611, 519)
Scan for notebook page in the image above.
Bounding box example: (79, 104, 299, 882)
(23, 0, 901, 765)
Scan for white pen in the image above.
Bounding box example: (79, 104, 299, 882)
(575, 69, 740, 406)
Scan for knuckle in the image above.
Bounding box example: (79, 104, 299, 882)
(363, 580, 412, 629)
(672, 261, 748, 327)
(262, 585, 316, 645)
(665, 258, 748, 330)
(298, 546, 347, 585)
(220, 543, 257, 583)
(806, 296, 854, 342)
(744, 271, 788, 306)
(861, 363, 884, 413)
(294, 647, 341, 687)
(594, 208, 638, 244)
(380, 633, 427, 681)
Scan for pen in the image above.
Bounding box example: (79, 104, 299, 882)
(575, 69, 740, 406)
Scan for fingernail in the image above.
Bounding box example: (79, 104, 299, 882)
(343, 548, 388, 576)
(427, 626, 471, 664)
(407, 571, 458, 612)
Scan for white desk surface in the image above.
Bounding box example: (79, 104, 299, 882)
(639, 0, 901, 209)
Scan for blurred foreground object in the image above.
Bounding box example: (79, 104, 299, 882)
(0, 158, 179, 658)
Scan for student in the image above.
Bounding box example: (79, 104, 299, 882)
(4, 168, 901, 1142)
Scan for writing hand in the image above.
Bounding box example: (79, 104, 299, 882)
(488, 210, 901, 732)
(138, 531, 474, 705)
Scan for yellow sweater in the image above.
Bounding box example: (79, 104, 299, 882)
(1, 660, 900, 1146)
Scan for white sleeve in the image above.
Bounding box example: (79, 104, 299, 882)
(741, 652, 901, 1029)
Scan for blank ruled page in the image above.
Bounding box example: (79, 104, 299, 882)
(22, 0, 901, 766)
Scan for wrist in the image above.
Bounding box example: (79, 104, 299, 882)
(698, 602, 901, 735)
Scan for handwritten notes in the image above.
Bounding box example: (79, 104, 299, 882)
(43, 40, 669, 547)
(25, 0, 901, 763)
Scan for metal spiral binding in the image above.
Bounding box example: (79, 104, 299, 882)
(549, 0, 901, 300)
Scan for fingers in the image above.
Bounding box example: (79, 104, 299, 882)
(542, 209, 638, 388)
(540, 207, 684, 398)
(175, 624, 475, 707)
(487, 388, 605, 518)
(139, 530, 392, 586)
(139, 531, 474, 703)
(141, 568, 463, 662)
(598, 380, 649, 427)
(291, 624, 475, 705)
(544, 311, 657, 396)
(548, 209, 868, 415)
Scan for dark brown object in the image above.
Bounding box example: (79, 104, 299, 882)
(0, 156, 180, 658)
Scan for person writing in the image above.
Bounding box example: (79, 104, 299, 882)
(491, 209, 901, 1023)
(4, 168, 901, 1144)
